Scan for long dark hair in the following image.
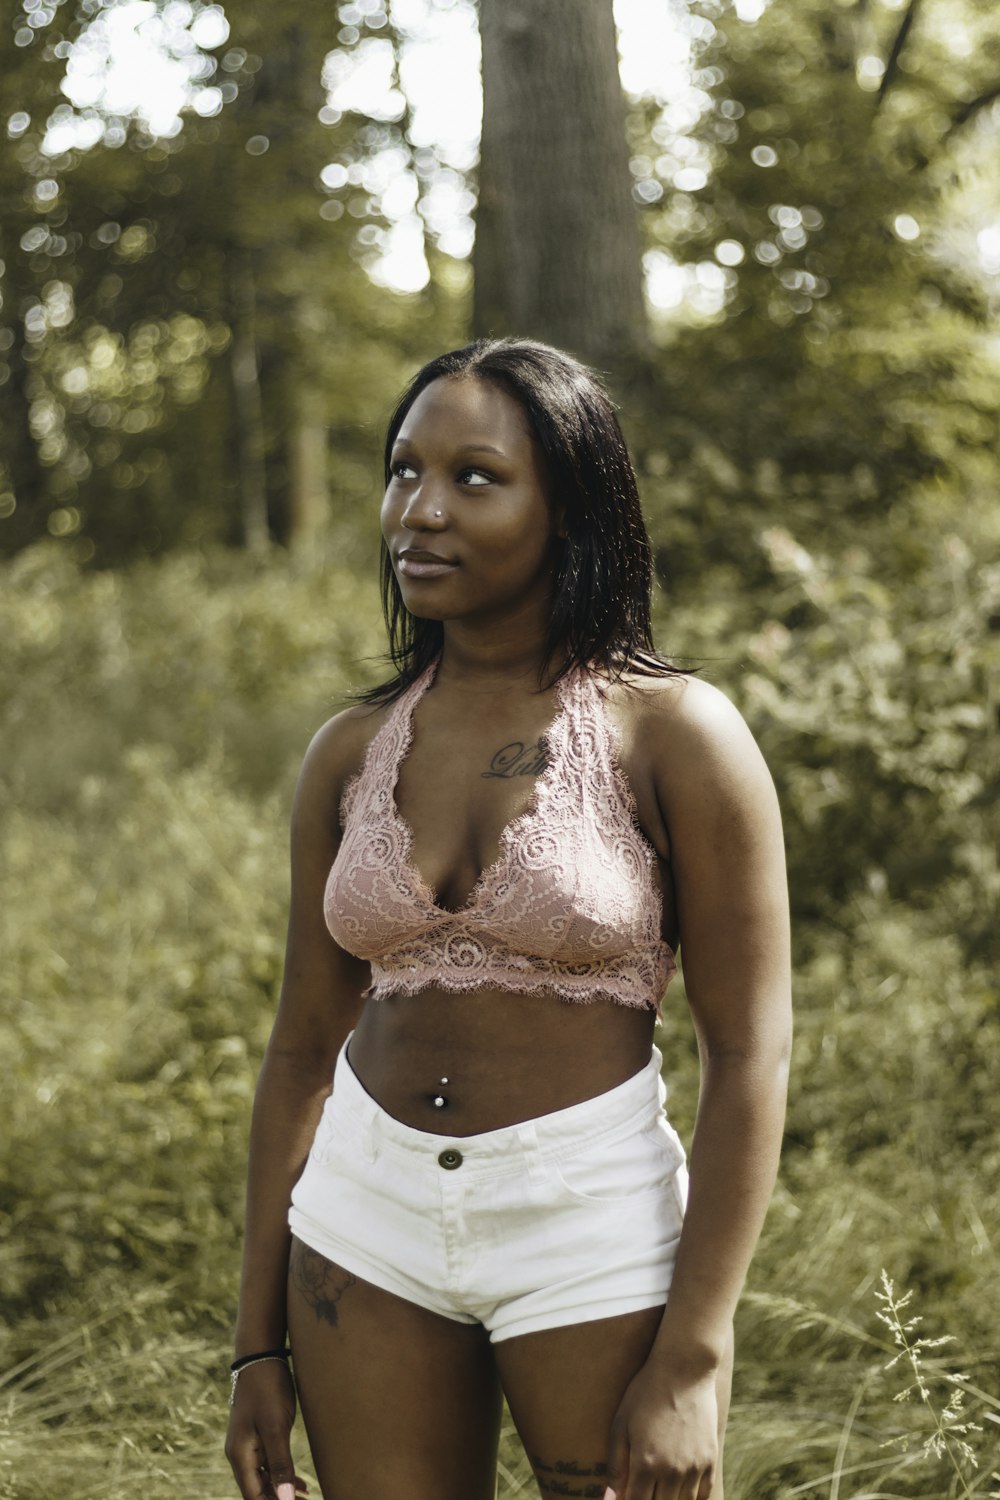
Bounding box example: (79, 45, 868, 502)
(360, 338, 690, 703)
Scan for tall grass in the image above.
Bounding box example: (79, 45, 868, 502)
(2, 542, 996, 1497)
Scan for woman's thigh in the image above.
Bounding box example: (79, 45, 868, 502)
(287, 1237, 503, 1500)
(494, 1312, 734, 1500)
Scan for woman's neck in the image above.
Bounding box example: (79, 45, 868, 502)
(435, 618, 559, 691)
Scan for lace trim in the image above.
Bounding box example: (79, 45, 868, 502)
(340, 666, 574, 914)
(594, 677, 665, 893)
(364, 966, 669, 1013)
(328, 659, 675, 1012)
(400, 666, 575, 916)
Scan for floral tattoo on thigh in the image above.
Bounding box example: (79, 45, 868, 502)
(290, 1240, 357, 1328)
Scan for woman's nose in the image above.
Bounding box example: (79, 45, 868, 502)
(400, 484, 446, 530)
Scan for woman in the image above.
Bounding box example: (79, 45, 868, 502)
(225, 339, 792, 1500)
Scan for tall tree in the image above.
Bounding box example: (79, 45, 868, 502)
(624, 0, 1000, 584)
(473, 0, 647, 373)
(622, 0, 1000, 959)
(0, 0, 449, 563)
(0, 14, 68, 549)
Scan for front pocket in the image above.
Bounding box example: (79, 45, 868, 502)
(549, 1117, 685, 1207)
(309, 1095, 358, 1168)
(307, 1107, 337, 1166)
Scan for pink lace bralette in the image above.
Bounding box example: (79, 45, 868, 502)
(324, 660, 677, 1012)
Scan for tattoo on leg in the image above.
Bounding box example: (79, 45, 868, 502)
(290, 1241, 357, 1328)
(530, 1457, 609, 1498)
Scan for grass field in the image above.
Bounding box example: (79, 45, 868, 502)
(2, 542, 997, 1499)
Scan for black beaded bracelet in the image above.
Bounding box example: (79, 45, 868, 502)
(229, 1347, 292, 1406)
(230, 1346, 291, 1373)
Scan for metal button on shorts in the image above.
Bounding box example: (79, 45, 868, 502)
(288, 1036, 686, 1342)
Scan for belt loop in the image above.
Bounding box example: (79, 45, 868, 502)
(515, 1121, 546, 1189)
(357, 1093, 380, 1163)
(360, 1109, 379, 1164)
(341, 1033, 380, 1162)
(649, 1044, 668, 1108)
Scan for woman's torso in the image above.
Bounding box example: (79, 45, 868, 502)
(336, 662, 680, 1134)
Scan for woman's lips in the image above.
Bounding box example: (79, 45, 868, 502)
(397, 554, 458, 579)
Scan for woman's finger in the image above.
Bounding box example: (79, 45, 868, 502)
(228, 1435, 272, 1500)
(258, 1422, 307, 1500)
(603, 1413, 629, 1499)
(695, 1461, 715, 1500)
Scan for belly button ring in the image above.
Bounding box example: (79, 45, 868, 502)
(432, 1077, 449, 1109)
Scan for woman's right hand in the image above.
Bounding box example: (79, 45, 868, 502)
(224, 1359, 309, 1500)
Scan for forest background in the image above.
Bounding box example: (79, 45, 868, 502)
(1, 0, 998, 1496)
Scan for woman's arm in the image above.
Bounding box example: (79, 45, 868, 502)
(226, 713, 373, 1500)
(607, 676, 792, 1500)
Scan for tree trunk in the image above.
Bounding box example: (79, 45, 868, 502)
(286, 378, 328, 551)
(474, 0, 648, 374)
(231, 19, 330, 551)
(1, 319, 46, 549)
(0, 241, 49, 553)
(227, 249, 270, 552)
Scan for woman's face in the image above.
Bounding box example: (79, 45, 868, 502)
(381, 375, 561, 631)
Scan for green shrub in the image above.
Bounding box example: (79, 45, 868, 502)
(2, 540, 997, 1498)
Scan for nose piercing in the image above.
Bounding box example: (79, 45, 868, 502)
(434, 509, 443, 518)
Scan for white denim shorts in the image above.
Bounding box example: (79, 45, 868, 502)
(288, 1035, 688, 1343)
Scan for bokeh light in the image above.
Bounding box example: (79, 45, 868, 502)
(893, 214, 921, 242)
(49, 0, 231, 146)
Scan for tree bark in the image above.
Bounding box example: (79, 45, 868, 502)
(0, 278, 47, 551)
(228, 249, 270, 553)
(473, 0, 648, 374)
(942, 81, 1000, 145)
(875, 0, 922, 110)
(286, 378, 328, 552)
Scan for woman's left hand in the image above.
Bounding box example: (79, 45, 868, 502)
(603, 1361, 719, 1500)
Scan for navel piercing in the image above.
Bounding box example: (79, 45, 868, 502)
(432, 1076, 450, 1109)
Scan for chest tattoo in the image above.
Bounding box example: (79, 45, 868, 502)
(481, 737, 549, 779)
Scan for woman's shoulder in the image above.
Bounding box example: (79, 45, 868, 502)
(606, 667, 747, 743)
(605, 668, 772, 799)
(297, 696, 396, 813)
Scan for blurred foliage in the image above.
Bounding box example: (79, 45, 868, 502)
(2, 0, 999, 1496)
(0, 546, 385, 1314)
(626, 0, 1000, 587)
(0, 0, 466, 560)
(1, 528, 997, 1496)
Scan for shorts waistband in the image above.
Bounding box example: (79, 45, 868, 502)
(331, 1034, 667, 1178)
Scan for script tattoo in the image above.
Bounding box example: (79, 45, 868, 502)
(481, 738, 549, 779)
(531, 1458, 609, 1498)
(289, 1240, 356, 1328)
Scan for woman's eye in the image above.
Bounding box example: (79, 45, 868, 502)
(459, 468, 492, 487)
(391, 460, 416, 479)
